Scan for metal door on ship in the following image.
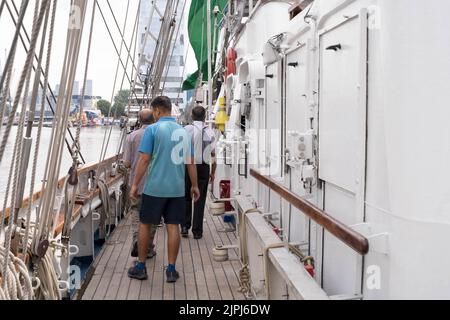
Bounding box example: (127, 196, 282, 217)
(284, 45, 310, 245)
(265, 61, 283, 227)
(318, 10, 368, 296)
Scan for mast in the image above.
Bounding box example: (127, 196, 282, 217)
(206, 0, 213, 117)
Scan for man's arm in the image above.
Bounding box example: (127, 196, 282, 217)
(122, 135, 132, 168)
(187, 156, 200, 202)
(210, 155, 217, 183)
(209, 132, 217, 182)
(130, 153, 151, 199)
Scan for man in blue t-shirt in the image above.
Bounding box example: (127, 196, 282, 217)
(128, 96, 200, 283)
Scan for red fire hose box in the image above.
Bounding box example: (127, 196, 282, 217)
(220, 180, 233, 212)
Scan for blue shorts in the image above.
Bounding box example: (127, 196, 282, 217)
(140, 194, 186, 225)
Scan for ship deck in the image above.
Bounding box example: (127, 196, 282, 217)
(80, 209, 247, 301)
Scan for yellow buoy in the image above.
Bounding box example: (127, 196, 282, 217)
(215, 97, 228, 133)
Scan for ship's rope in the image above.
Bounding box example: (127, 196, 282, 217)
(30, 0, 57, 250)
(22, 0, 52, 262)
(103, 1, 142, 161)
(0, 244, 34, 300)
(105, 0, 139, 78)
(149, 0, 178, 97)
(0, 0, 48, 164)
(72, 0, 96, 166)
(161, 0, 187, 94)
(97, 0, 132, 165)
(37, 0, 88, 243)
(0, 0, 29, 135)
(7, 0, 85, 163)
(95, 1, 140, 102)
(34, 246, 60, 300)
(1, 0, 47, 293)
(0, 0, 6, 18)
(127, 0, 141, 115)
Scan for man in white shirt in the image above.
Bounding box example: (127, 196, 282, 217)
(182, 106, 217, 239)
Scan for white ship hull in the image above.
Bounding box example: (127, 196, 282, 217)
(213, 0, 450, 299)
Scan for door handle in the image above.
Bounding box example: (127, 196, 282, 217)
(326, 44, 342, 51)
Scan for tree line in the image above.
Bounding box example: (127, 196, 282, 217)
(96, 89, 130, 118)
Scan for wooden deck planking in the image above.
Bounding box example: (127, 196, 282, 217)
(181, 237, 198, 300)
(93, 224, 128, 300)
(150, 226, 165, 300)
(205, 215, 243, 300)
(174, 234, 187, 300)
(82, 223, 124, 300)
(202, 215, 235, 300)
(212, 216, 245, 285)
(82, 208, 247, 300)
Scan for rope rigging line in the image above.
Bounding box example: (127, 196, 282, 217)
(95, 0, 141, 103)
(97, 0, 134, 165)
(1, 0, 49, 293)
(73, 0, 96, 164)
(19, 0, 52, 262)
(29, 0, 57, 257)
(59, 0, 96, 249)
(0, 0, 6, 19)
(105, 0, 140, 78)
(148, 0, 178, 97)
(0, 0, 29, 135)
(161, 0, 188, 95)
(131, 0, 154, 107)
(0, 0, 29, 99)
(127, 0, 141, 116)
(5, 0, 86, 164)
(36, 0, 88, 253)
(115, 0, 142, 159)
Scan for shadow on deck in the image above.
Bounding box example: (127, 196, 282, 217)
(80, 208, 246, 300)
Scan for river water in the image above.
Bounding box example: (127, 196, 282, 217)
(0, 126, 122, 206)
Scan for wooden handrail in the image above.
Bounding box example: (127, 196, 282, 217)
(250, 169, 369, 255)
(1, 154, 122, 220)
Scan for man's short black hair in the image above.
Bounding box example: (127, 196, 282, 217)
(192, 106, 206, 122)
(151, 96, 172, 113)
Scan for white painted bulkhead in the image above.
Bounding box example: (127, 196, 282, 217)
(216, 0, 450, 299)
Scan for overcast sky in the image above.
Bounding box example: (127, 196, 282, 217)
(0, 0, 196, 100)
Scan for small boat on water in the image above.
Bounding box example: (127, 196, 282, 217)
(1, 0, 450, 302)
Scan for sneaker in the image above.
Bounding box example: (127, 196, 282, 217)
(128, 264, 148, 280)
(181, 227, 189, 238)
(193, 233, 203, 240)
(166, 269, 180, 283)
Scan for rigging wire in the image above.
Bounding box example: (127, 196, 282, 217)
(97, 0, 133, 165)
(127, 0, 141, 116)
(149, 0, 178, 97)
(4, 0, 85, 163)
(0, 0, 6, 18)
(20, 0, 52, 261)
(161, 0, 188, 95)
(1, 0, 49, 291)
(37, 0, 88, 248)
(30, 0, 57, 255)
(95, 0, 140, 103)
(0, 0, 29, 134)
(105, 0, 140, 78)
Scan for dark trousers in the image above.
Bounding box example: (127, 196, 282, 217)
(185, 163, 210, 235)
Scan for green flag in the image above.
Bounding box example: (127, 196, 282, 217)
(182, 0, 228, 91)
